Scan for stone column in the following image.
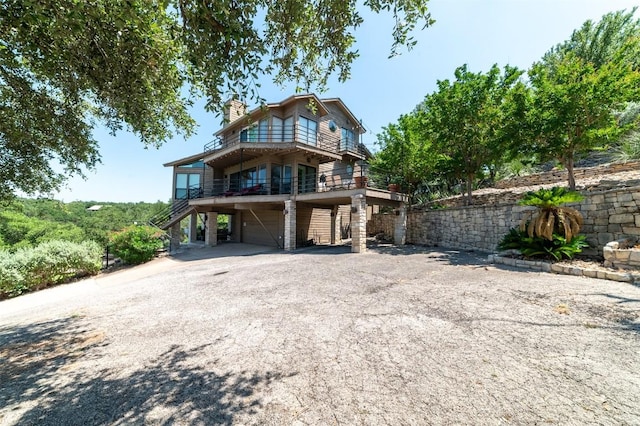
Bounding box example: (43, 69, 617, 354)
(330, 206, 339, 245)
(188, 212, 198, 243)
(169, 222, 181, 253)
(284, 200, 297, 251)
(351, 194, 367, 253)
(394, 204, 407, 245)
(205, 212, 218, 246)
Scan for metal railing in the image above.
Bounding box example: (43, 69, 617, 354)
(203, 124, 368, 158)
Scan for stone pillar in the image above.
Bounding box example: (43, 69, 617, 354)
(284, 200, 296, 251)
(394, 204, 407, 245)
(351, 194, 367, 253)
(330, 206, 339, 245)
(189, 212, 198, 243)
(205, 212, 218, 246)
(169, 222, 181, 253)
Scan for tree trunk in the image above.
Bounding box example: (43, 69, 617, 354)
(565, 157, 576, 190)
(465, 175, 474, 206)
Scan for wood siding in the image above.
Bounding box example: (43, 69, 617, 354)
(240, 210, 283, 248)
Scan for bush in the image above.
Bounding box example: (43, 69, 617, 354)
(0, 240, 102, 299)
(109, 225, 163, 265)
(498, 227, 589, 261)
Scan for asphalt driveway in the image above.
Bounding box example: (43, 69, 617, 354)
(1, 243, 640, 425)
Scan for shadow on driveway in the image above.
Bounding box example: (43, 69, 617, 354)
(0, 317, 292, 425)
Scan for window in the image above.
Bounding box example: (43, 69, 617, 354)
(240, 118, 268, 142)
(179, 160, 204, 168)
(297, 165, 317, 194)
(175, 173, 201, 199)
(298, 116, 317, 146)
(341, 128, 356, 151)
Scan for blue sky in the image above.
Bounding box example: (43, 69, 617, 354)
(52, 0, 639, 203)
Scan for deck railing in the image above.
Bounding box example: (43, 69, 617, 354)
(203, 124, 367, 158)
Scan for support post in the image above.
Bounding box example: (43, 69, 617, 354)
(284, 200, 296, 251)
(169, 222, 181, 253)
(205, 212, 218, 246)
(330, 206, 339, 245)
(394, 204, 407, 245)
(351, 194, 367, 253)
(189, 212, 198, 243)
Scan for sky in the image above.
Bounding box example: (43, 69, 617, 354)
(51, 0, 639, 203)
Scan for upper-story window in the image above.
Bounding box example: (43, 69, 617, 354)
(240, 118, 269, 142)
(175, 173, 201, 199)
(179, 160, 204, 168)
(272, 116, 294, 142)
(341, 128, 356, 151)
(298, 116, 317, 146)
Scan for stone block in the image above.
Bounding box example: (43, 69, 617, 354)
(590, 194, 605, 204)
(615, 250, 631, 261)
(629, 250, 640, 263)
(608, 224, 623, 233)
(622, 227, 640, 236)
(583, 269, 598, 278)
(605, 271, 631, 283)
(617, 193, 634, 202)
(610, 213, 634, 224)
(550, 264, 564, 273)
(598, 234, 615, 245)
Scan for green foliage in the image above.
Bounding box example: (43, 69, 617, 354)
(518, 187, 584, 242)
(0, 0, 434, 201)
(498, 228, 588, 261)
(518, 187, 584, 209)
(419, 64, 526, 204)
(109, 225, 163, 265)
(0, 198, 169, 250)
(527, 9, 640, 190)
(0, 240, 102, 299)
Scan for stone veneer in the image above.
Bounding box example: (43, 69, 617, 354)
(603, 237, 640, 269)
(369, 185, 640, 257)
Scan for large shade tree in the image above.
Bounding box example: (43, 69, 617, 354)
(421, 64, 525, 205)
(527, 8, 640, 190)
(0, 0, 434, 201)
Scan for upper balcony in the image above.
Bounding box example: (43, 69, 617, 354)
(202, 124, 368, 168)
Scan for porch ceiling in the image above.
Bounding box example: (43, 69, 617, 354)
(188, 188, 407, 212)
(203, 142, 341, 168)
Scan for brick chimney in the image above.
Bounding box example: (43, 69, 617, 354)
(223, 99, 247, 125)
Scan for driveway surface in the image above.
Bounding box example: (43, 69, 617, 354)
(1, 243, 640, 425)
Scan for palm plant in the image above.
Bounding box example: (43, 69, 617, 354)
(518, 187, 584, 242)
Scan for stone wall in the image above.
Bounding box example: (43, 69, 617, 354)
(495, 161, 640, 189)
(369, 186, 640, 256)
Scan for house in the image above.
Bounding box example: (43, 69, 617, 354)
(155, 94, 408, 252)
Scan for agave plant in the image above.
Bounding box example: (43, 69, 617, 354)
(518, 187, 584, 242)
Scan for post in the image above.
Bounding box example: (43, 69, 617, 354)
(205, 212, 218, 246)
(394, 204, 407, 245)
(284, 200, 296, 251)
(351, 194, 367, 253)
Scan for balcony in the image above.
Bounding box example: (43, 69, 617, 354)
(202, 124, 368, 167)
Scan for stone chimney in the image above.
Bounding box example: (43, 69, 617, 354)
(223, 99, 247, 125)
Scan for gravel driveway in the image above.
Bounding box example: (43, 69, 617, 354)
(1, 243, 640, 425)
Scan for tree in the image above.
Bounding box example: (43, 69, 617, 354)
(370, 113, 441, 204)
(527, 9, 640, 190)
(421, 64, 525, 205)
(0, 0, 435, 201)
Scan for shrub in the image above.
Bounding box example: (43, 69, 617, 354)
(498, 227, 589, 261)
(109, 225, 163, 265)
(0, 240, 102, 299)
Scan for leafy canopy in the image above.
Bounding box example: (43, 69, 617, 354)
(0, 0, 435, 200)
(526, 8, 640, 190)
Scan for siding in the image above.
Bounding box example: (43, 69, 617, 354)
(241, 210, 284, 248)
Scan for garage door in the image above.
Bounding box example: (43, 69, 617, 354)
(241, 210, 283, 248)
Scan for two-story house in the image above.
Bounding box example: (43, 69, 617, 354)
(155, 94, 407, 253)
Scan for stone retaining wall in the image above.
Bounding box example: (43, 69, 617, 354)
(369, 185, 640, 256)
(494, 161, 640, 189)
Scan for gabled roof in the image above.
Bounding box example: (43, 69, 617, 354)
(321, 97, 366, 134)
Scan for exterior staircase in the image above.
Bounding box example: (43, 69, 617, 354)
(148, 198, 196, 230)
